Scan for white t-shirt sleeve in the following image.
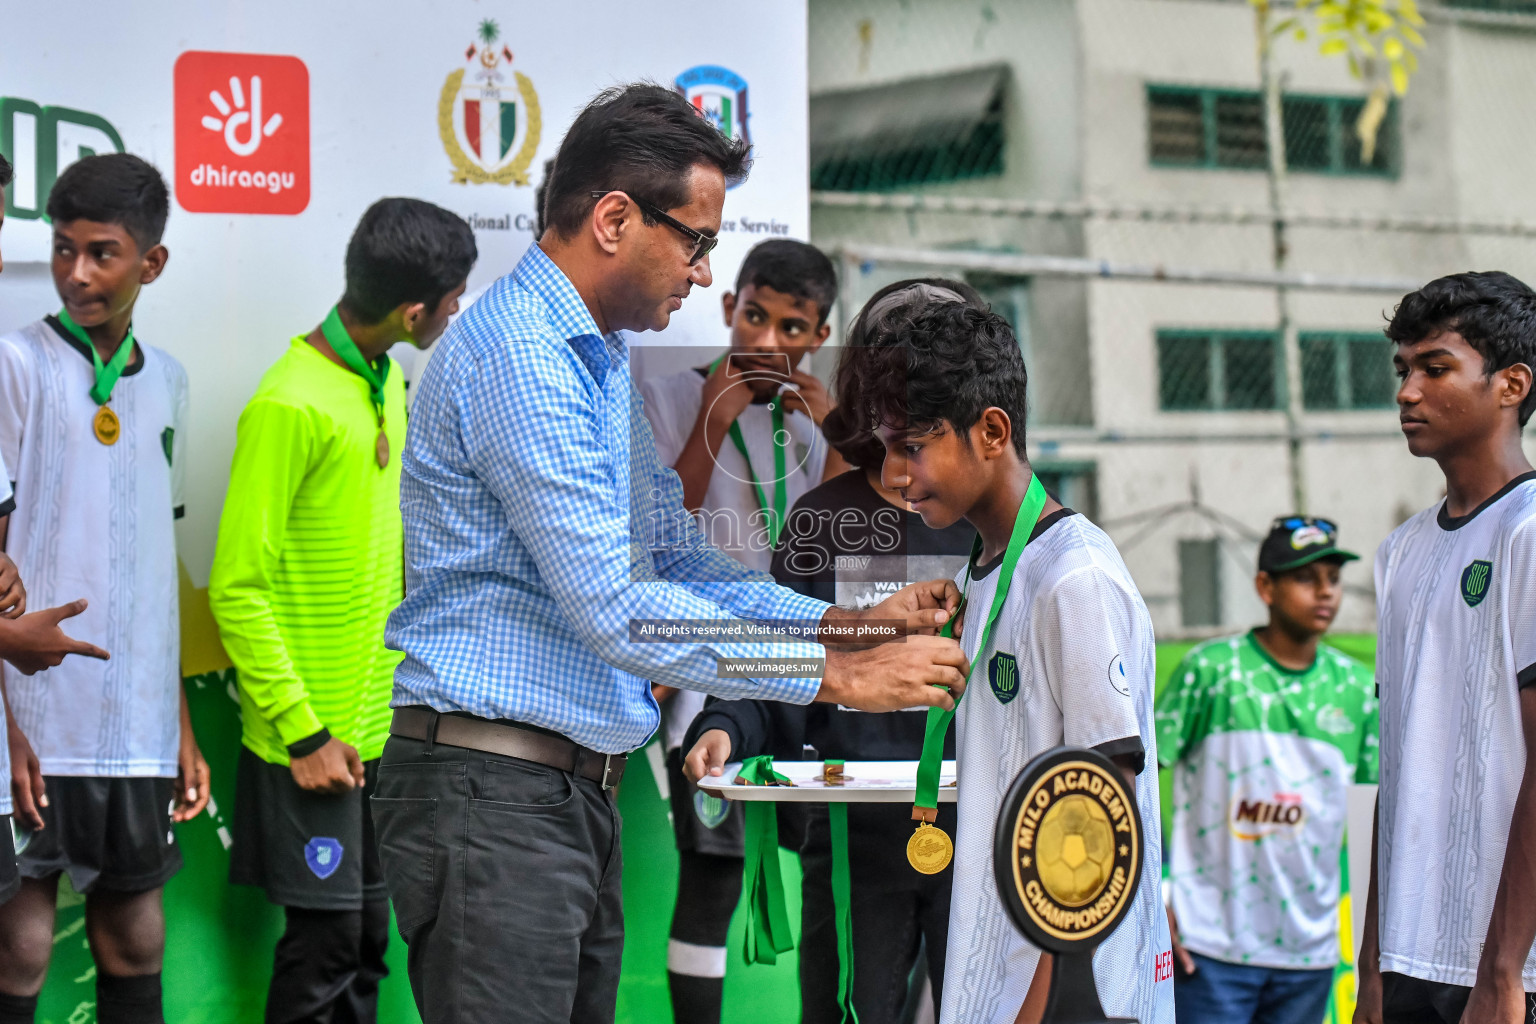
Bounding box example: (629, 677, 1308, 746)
(1511, 519, 1536, 690)
(1032, 564, 1147, 768)
(0, 451, 11, 516)
(0, 334, 32, 476)
(638, 374, 688, 468)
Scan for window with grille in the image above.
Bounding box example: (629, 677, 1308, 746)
(1158, 330, 1280, 411)
(1301, 332, 1397, 410)
(1148, 86, 1396, 176)
(810, 66, 1007, 192)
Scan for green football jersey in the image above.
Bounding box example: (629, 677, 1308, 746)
(1155, 631, 1377, 969)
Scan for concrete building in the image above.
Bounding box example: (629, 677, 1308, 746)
(807, 0, 1536, 635)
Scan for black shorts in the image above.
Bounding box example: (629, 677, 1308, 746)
(229, 745, 385, 910)
(1, 816, 20, 904)
(1383, 972, 1536, 1024)
(666, 748, 746, 857)
(16, 776, 182, 894)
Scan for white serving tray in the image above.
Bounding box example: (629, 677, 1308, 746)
(696, 760, 957, 803)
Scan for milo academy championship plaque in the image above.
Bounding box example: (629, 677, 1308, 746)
(993, 746, 1143, 1024)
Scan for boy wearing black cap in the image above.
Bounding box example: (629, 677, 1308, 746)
(1155, 516, 1377, 1024)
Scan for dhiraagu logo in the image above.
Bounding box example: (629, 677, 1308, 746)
(1461, 559, 1492, 608)
(0, 96, 125, 220)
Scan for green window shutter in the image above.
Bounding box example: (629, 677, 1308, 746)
(1339, 97, 1396, 175)
(1147, 84, 1396, 177)
(1222, 334, 1279, 409)
(1158, 333, 1215, 410)
(1347, 336, 1398, 408)
(1148, 88, 1207, 165)
(1213, 92, 1267, 169)
(1301, 335, 1341, 410)
(1282, 96, 1332, 171)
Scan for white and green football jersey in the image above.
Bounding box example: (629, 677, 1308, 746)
(1156, 632, 1377, 970)
(1375, 473, 1536, 989)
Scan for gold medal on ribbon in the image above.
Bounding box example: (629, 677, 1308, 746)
(92, 405, 121, 446)
(375, 429, 389, 469)
(906, 822, 953, 874)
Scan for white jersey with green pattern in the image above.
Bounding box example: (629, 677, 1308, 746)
(1156, 632, 1377, 970)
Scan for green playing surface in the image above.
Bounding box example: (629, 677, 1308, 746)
(30, 636, 1375, 1023)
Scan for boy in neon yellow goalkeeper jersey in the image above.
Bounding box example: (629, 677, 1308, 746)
(210, 198, 474, 1024)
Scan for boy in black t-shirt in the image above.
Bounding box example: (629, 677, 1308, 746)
(682, 280, 981, 1024)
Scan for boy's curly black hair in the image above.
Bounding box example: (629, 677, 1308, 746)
(1386, 271, 1536, 426)
(842, 297, 1029, 457)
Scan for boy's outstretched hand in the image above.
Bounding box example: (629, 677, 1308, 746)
(8, 718, 46, 831)
(0, 598, 110, 675)
(683, 728, 734, 783)
(0, 552, 25, 618)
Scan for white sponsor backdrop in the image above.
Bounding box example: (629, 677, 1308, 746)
(0, 0, 809, 585)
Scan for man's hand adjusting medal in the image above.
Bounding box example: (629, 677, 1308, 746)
(817, 637, 969, 713)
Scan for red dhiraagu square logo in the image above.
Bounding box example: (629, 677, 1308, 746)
(174, 51, 309, 214)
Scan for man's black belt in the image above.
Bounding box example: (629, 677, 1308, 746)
(390, 707, 627, 790)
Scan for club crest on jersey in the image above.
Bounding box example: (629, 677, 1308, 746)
(1461, 560, 1492, 607)
(693, 789, 729, 830)
(990, 651, 1020, 705)
(305, 837, 344, 880)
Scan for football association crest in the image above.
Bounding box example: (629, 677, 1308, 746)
(675, 66, 750, 181)
(1461, 559, 1492, 608)
(304, 837, 344, 880)
(438, 19, 541, 186)
(694, 789, 730, 829)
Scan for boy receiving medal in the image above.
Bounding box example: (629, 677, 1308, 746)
(0, 153, 209, 1024)
(209, 198, 475, 1024)
(842, 300, 1174, 1024)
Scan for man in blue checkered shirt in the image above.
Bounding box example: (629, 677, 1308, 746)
(373, 84, 971, 1024)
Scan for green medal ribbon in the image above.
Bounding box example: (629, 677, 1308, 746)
(320, 305, 391, 421)
(911, 474, 1049, 824)
(738, 755, 796, 965)
(827, 764, 860, 1023)
(57, 308, 135, 406)
(709, 354, 790, 548)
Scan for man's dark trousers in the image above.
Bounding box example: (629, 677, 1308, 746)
(371, 732, 624, 1024)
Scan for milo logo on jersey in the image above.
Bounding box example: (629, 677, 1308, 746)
(1461, 559, 1492, 608)
(1229, 792, 1306, 840)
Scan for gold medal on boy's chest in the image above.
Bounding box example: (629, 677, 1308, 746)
(375, 429, 390, 469)
(906, 821, 954, 874)
(92, 405, 121, 446)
